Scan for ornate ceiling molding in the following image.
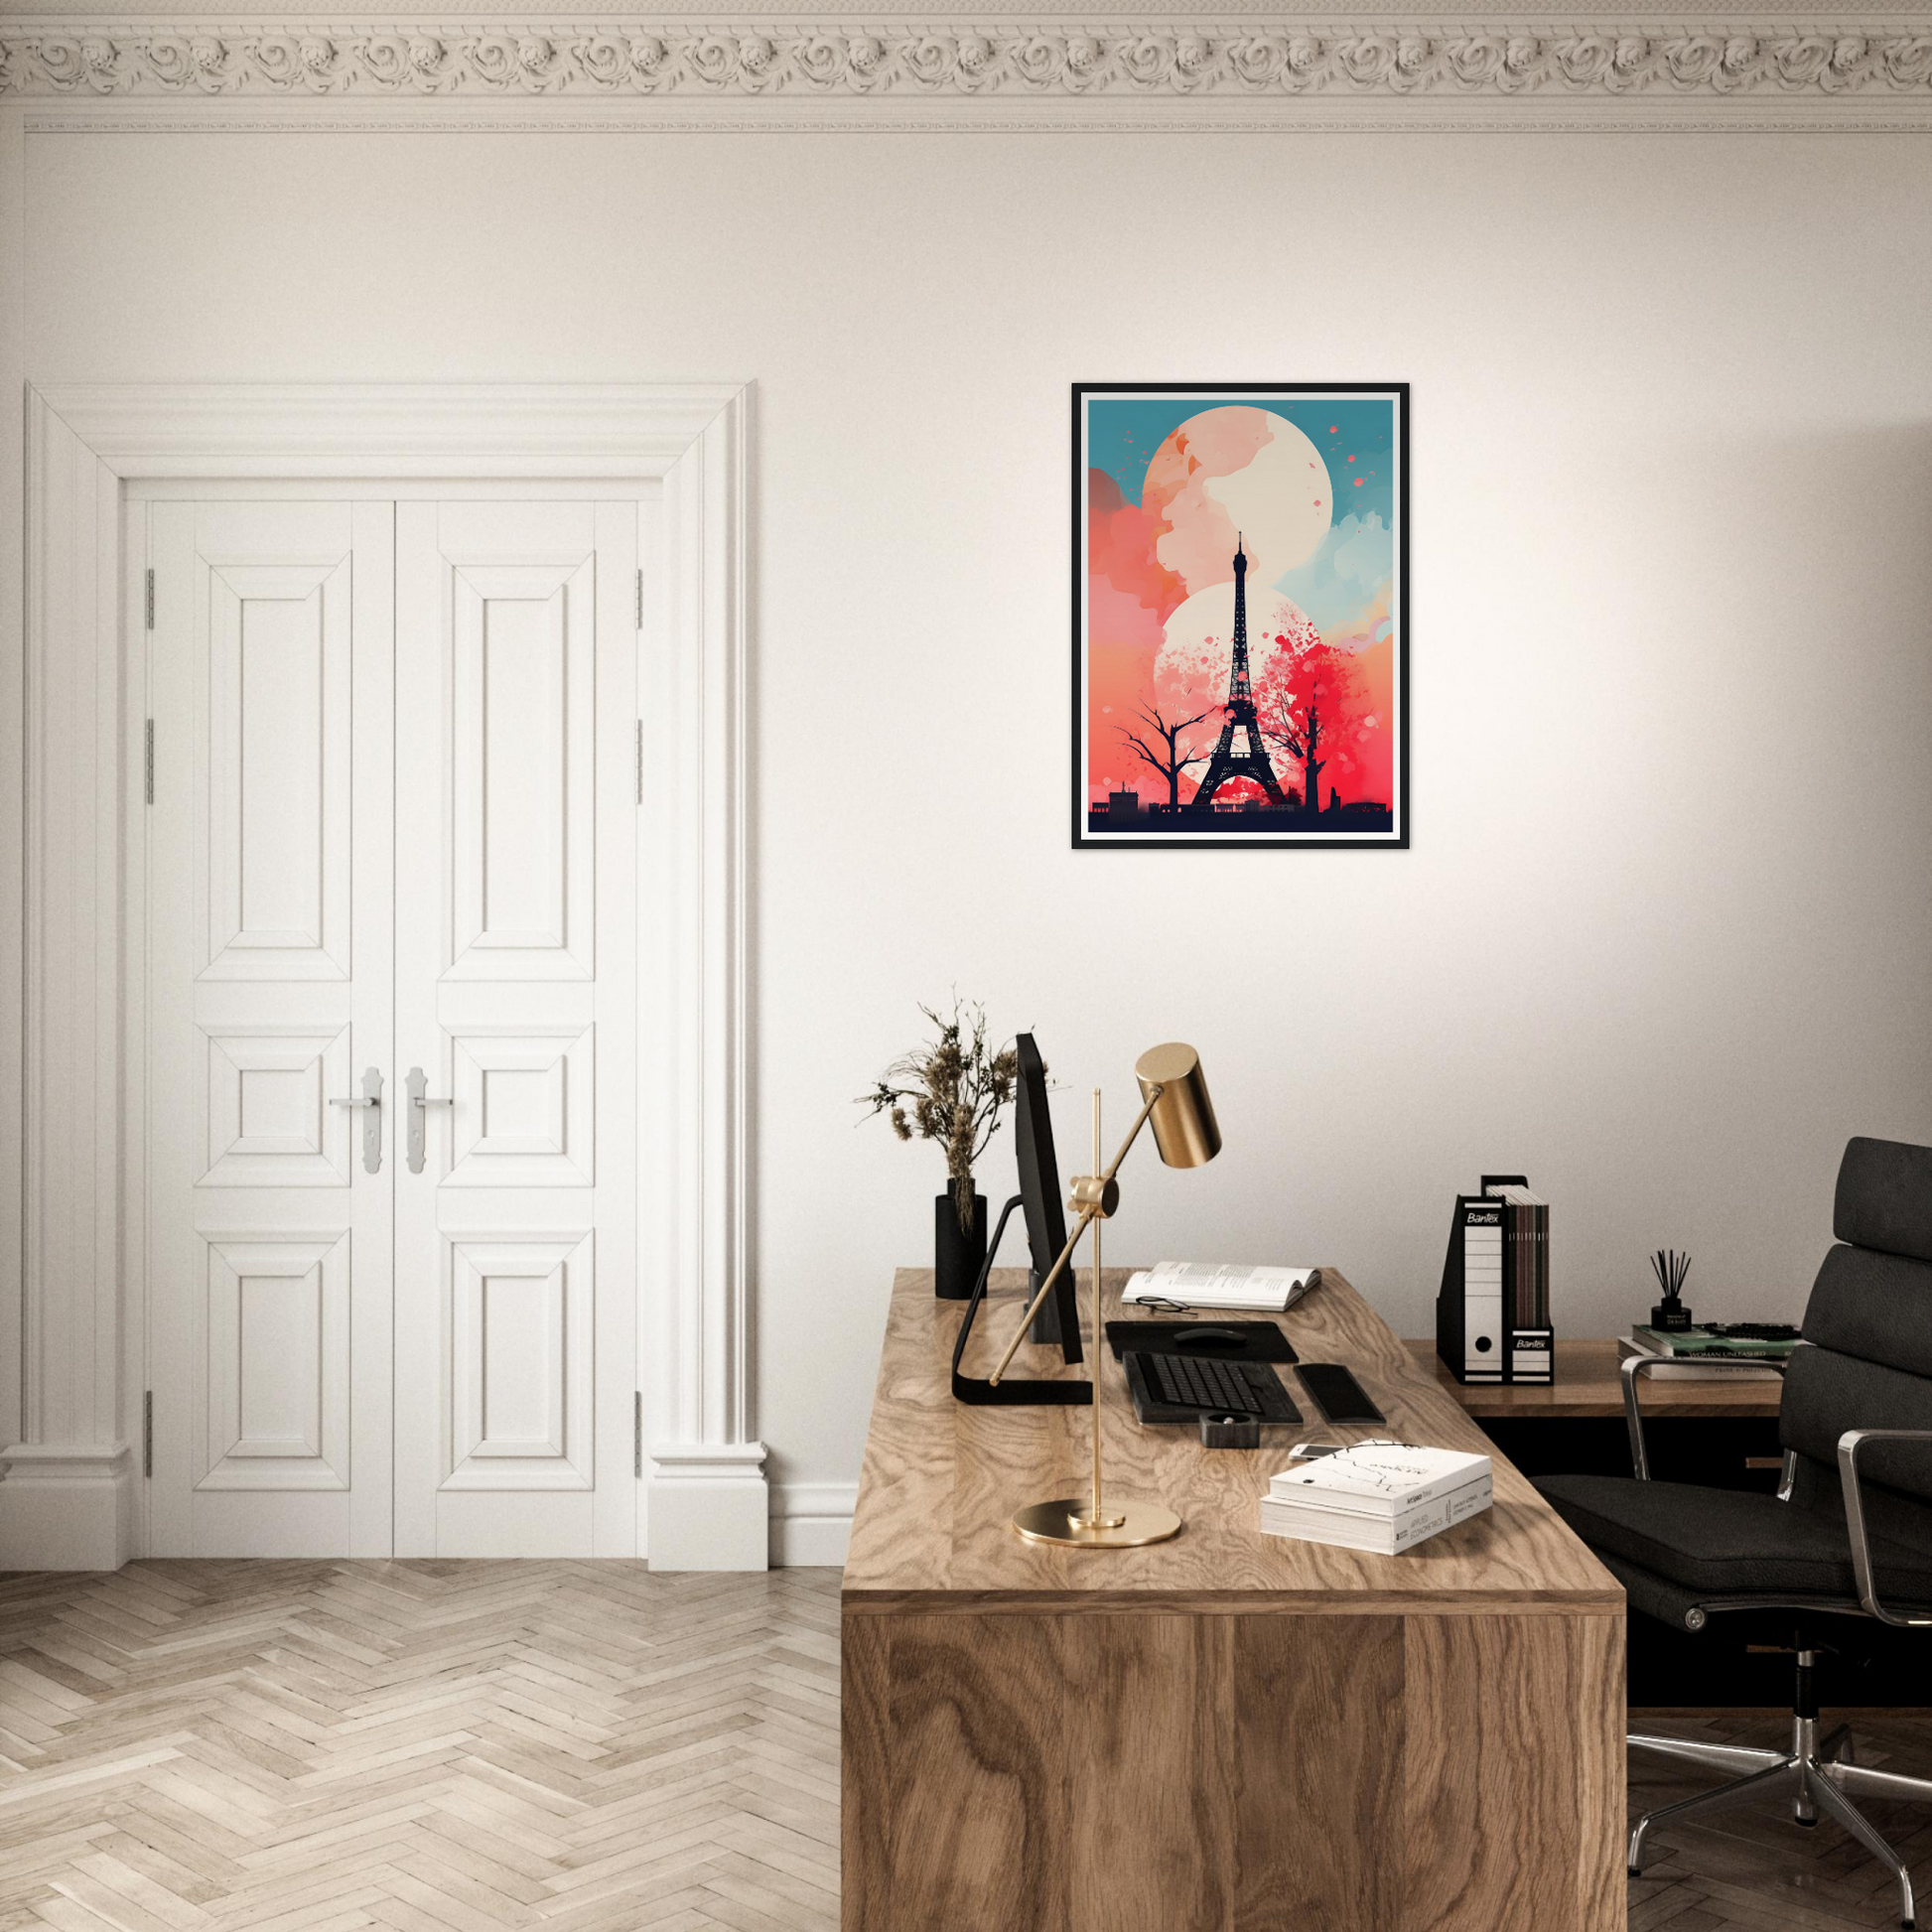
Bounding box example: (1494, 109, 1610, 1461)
(3, 17, 1930, 120)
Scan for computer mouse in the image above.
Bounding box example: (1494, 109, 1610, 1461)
(1175, 1326, 1247, 1350)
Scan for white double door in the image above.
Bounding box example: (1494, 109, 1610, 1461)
(146, 494, 638, 1557)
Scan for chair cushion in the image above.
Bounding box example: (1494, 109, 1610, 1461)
(1536, 1473, 1932, 1601)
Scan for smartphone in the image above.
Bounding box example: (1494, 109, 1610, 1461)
(1296, 1363, 1386, 1426)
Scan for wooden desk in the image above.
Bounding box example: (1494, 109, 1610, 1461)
(1407, 1336, 1783, 1419)
(843, 1269, 1625, 1932)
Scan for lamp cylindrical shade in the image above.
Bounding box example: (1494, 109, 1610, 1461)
(1134, 1042, 1221, 1169)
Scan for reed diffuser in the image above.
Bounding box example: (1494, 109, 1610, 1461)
(1649, 1248, 1694, 1332)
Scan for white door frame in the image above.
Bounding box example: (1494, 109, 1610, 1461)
(1, 382, 763, 1571)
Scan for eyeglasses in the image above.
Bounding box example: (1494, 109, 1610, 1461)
(1134, 1280, 1317, 1317)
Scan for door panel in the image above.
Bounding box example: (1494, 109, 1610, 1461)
(204, 565, 352, 978)
(393, 501, 636, 1557)
(446, 1231, 594, 1488)
(445, 1026, 596, 1187)
(200, 1232, 350, 1489)
(148, 501, 395, 1557)
(449, 564, 595, 978)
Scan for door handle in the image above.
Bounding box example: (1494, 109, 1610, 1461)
(329, 1066, 385, 1174)
(405, 1065, 454, 1175)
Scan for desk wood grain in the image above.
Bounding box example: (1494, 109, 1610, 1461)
(841, 1268, 1625, 1932)
(1408, 1336, 1785, 1419)
(843, 1267, 1621, 1613)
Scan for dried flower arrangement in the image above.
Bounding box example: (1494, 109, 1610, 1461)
(860, 998, 1021, 1233)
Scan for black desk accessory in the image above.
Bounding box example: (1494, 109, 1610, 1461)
(1437, 1172, 1554, 1385)
(1649, 1247, 1694, 1331)
(1197, 1414, 1262, 1448)
(1296, 1362, 1385, 1426)
(1122, 1351, 1303, 1426)
(1104, 1319, 1297, 1365)
(951, 1193, 1091, 1406)
(1013, 1033, 1083, 1355)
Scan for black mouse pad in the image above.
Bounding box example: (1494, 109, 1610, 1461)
(1104, 1319, 1298, 1364)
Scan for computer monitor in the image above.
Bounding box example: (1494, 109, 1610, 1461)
(948, 1033, 1090, 1405)
(1013, 1033, 1083, 1364)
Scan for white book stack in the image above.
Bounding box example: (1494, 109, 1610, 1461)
(1616, 1335, 1783, 1382)
(1259, 1442, 1494, 1556)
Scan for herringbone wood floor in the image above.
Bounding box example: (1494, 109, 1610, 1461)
(1629, 1706, 1932, 1931)
(0, 1562, 840, 1932)
(3, 1562, 1931, 1929)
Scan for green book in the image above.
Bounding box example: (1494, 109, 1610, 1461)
(1631, 1325, 1799, 1360)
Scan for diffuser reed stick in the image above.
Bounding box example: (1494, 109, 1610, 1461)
(1649, 1248, 1694, 1331)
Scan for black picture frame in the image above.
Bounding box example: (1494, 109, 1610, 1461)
(1072, 381, 1410, 851)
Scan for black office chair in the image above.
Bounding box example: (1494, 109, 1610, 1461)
(1537, 1136, 1932, 1930)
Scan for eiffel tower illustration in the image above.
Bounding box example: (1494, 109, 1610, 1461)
(1189, 534, 1287, 808)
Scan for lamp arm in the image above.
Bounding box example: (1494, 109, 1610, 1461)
(1097, 1084, 1164, 1186)
(987, 1085, 1164, 1387)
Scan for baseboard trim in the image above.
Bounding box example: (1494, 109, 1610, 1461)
(0, 1442, 136, 1571)
(770, 1481, 856, 1568)
(646, 1441, 769, 1571)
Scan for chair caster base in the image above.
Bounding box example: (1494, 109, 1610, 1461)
(1627, 1720, 1929, 1932)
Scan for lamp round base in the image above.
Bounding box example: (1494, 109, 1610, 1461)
(1012, 1497, 1182, 1549)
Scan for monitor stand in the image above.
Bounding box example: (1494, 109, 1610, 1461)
(951, 1195, 1092, 1407)
(1030, 1268, 1071, 1346)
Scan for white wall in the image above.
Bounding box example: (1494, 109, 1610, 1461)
(22, 127, 1932, 1540)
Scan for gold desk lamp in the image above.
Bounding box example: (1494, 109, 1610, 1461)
(986, 1041, 1221, 1549)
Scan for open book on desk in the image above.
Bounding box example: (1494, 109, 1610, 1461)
(1122, 1261, 1320, 1313)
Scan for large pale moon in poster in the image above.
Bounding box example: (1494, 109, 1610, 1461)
(1142, 407, 1334, 596)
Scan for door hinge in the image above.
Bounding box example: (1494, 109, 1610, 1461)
(635, 568, 644, 631)
(633, 1392, 643, 1479)
(144, 569, 155, 630)
(143, 1391, 153, 1477)
(635, 721, 644, 806)
(144, 720, 155, 804)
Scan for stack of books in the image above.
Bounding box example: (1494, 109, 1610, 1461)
(1618, 1323, 1798, 1381)
(1495, 1185, 1550, 1334)
(1258, 1442, 1493, 1555)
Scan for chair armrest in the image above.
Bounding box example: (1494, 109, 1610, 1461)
(1621, 1351, 1788, 1481)
(1838, 1429, 1932, 1627)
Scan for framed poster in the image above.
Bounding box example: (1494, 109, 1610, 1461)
(1075, 382, 1409, 849)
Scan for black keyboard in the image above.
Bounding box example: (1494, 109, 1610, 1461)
(1127, 1350, 1302, 1423)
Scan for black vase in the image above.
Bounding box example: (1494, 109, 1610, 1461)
(934, 1185, 988, 1300)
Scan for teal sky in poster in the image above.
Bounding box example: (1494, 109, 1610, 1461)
(1089, 395, 1397, 566)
